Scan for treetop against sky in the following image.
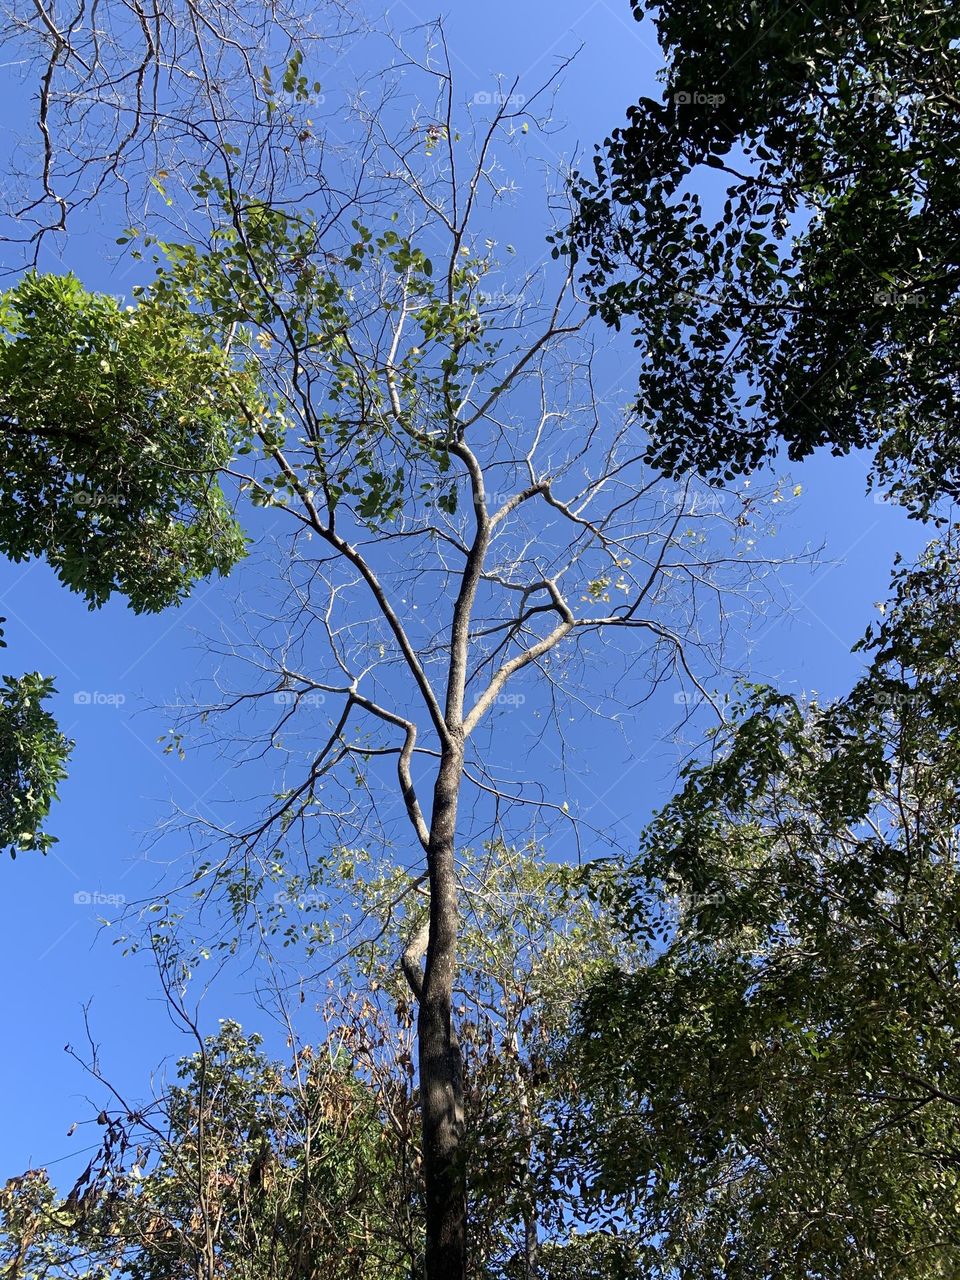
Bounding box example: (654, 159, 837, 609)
(0, 0, 931, 1241)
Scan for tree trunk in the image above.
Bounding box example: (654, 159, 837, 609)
(419, 740, 467, 1279)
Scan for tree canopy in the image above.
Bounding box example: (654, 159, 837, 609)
(572, 536, 960, 1276)
(569, 0, 960, 519)
(4, 6, 960, 1278)
(0, 673, 72, 857)
(0, 271, 248, 610)
(0, 845, 644, 1280)
(0, 271, 251, 855)
(0, 1021, 410, 1280)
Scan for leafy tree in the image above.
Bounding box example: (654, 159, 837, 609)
(0, 31, 798, 1271)
(0, 271, 251, 855)
(1, 845, 643, 1280)
(0, 673, 71, 856)
(569, 0, 960, 519)
(571, 536, 960, 1277)
(0, 1021, 412, 1280)
(312, 843, 645, 1278)
(0, 272, 247, 609)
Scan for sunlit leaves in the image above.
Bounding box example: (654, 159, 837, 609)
(148, 188, 499, 527)
(0, 1021, 411, 1280)
(0, 673, 72, 858)
(0, 270, 254, 855)
(0, 271, 249, 611)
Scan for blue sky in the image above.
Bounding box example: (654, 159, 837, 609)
(0, 0, 927, 1185)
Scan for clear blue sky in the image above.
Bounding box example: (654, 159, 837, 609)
(0, 0, 926, 1184)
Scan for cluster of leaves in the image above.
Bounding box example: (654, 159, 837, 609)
(448, 848, 641, 1273)
(571, 536, 960, 1277)
(143, 182, 500, 526)
(0, 1021, 414, 1280)
(0, 673, 72, 857)
(0, 271, 250, 610)
(569, 0, 960, 518)
(0, 270, 259, 854)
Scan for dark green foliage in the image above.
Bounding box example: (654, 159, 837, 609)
(573, 538, 960, 1277)
(0, 673, 72, 856)
(570, 0, 960, 518)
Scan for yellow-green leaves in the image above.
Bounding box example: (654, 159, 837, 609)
(0, 673, 72, 858)
(0, 271, 253, 855)
(0, 271, 248, 613)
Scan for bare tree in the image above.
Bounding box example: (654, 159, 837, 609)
(111, 27, 802, 1279)
(0, 0, 359, 254)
